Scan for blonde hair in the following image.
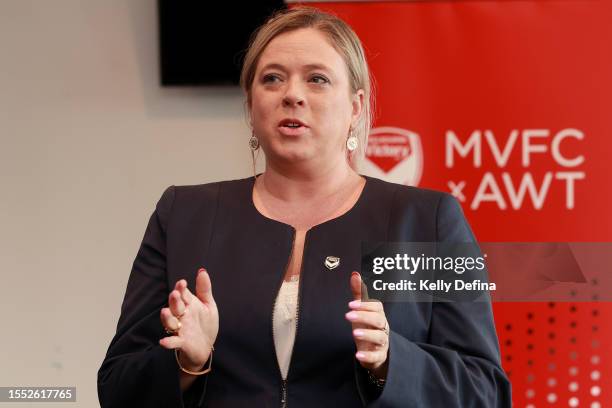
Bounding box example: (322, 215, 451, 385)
(240, 6, 375, 161)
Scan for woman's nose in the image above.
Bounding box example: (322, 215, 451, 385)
(282, 95, 304, 107)
(282, 80, 305, 107)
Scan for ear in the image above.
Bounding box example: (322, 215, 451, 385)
(350, 89, 365, 129)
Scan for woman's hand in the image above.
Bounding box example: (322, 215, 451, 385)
(346, 271, 389, 378)
(159, 268, 219, 372)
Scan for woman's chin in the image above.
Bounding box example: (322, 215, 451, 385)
(266, 148, 316, 167)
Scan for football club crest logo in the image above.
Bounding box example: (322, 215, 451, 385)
(324, 256, 340, 270)
(360, 127, 423, 186)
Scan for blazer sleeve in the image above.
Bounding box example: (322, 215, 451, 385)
(362, 193, 512, 408)
(97, 186, 207, 408)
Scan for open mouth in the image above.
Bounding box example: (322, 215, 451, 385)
(278, 119, 308, 135)
(279, 119, 307, 129)
(283, 123, 302, 128)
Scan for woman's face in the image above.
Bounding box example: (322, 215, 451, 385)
(249, 28, 363, 170)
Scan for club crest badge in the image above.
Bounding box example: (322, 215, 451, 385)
(324, 256, 340, 270)
(360, 126, 423, 187)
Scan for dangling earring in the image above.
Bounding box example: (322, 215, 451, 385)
(346, 129, 358, 152)
(249, 132, 259, 151)
(249, 131, 259, 179)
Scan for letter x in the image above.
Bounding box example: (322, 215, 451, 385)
(447, 180, 466, 202)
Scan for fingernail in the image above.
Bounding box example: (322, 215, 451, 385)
(351, 271, 360, 278)
(198, 268, 206, 274)
(346, 312, 358, 320)
(349, 300, 361, 308)
(354, 329, 364, 337)
(356, 352, 366, 359)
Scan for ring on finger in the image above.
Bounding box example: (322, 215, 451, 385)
(381, 320, 389, 336)
(165, 320, 182, 335)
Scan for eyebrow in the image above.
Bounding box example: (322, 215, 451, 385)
(259, 63, 333, 74)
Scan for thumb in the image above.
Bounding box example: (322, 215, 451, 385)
(196, 268, 215, 304)
(350, 271, 362, 301)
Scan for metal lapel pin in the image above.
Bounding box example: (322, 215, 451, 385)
(324, 256, 340, 270)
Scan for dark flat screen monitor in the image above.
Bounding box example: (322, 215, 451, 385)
(159, 0, 286, 86)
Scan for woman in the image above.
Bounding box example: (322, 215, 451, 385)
(98, 7, 511, 407)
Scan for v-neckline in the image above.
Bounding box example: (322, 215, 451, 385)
(249, 174, 370, 234)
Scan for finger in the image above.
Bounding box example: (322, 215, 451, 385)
(350, 271, 362, 301)
(160, 307, 181, 332)
(169, 290, 186, 318)
(345, 310, 387, 330)
(356, 349, 387, 365)
(196, 268, 215, 304)
(348, 299, 384, 312)
(176, 279, 196, 305)
(159, 335, 183, 350)
(353, 328, 388, 347)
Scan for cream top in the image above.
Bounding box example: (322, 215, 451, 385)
(273, 276, 300, 379)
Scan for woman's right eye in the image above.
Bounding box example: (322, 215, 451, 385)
(262, 74, 281, 83)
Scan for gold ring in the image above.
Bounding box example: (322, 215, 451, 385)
(382, 320, 389, 336)
(165, 320, 182, 335)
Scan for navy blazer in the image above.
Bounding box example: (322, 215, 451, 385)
(98, 176, 511, 407)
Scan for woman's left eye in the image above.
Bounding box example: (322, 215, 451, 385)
(309, 75, 329, 84)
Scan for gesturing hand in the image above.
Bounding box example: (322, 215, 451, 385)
(346, 271, 389, 378)
(159, 268, 219, 372)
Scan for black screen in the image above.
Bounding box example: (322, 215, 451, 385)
(159, 1, 286, 86)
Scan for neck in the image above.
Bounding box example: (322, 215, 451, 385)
(260, 159, 359, 203)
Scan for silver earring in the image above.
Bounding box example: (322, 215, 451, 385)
(249, 132, 259, 151)
(346, 130, 358, 152)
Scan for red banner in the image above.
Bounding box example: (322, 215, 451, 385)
(308, 1, 612, 406)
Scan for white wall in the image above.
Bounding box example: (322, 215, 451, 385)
(0, 1, 258, 405)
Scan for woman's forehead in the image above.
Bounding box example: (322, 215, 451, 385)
(257, 28, 345, 74)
